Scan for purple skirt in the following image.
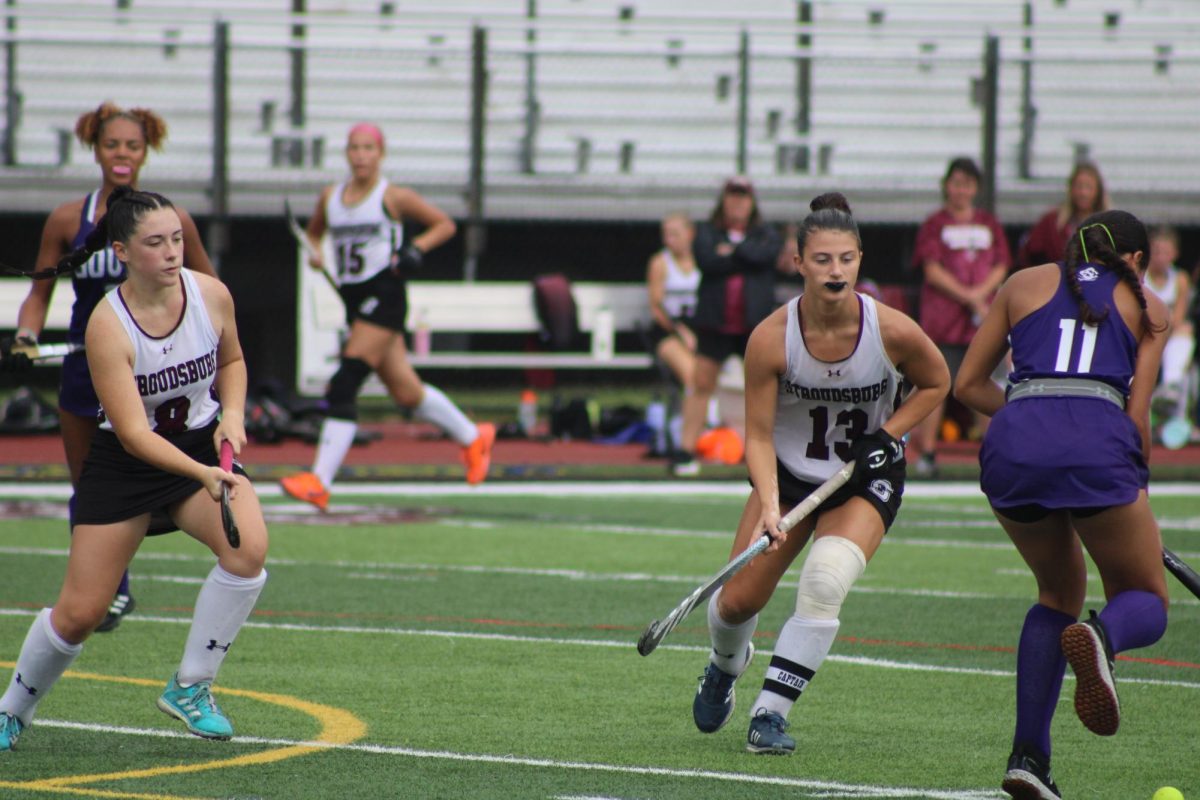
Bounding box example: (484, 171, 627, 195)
(980, 396, 1147, 510)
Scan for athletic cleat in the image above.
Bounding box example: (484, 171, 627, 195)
(462, 422, 496, 485)
(670, 450, 700, 477)
(1061, 611, 1119, 736)
(746, 708, 795, 755)
(0, 712, 24, 751)
(913, 452, 938, 479)
(279, 471, 330, 512)
(95, 593, 136, 633)
(693, 643, 753, 733)
(1002, 743, 1061, 799)
(157, 674, 233, 740)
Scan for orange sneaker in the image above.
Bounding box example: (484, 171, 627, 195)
(279, 471, 330, 512)
(462, 422, 496, 485)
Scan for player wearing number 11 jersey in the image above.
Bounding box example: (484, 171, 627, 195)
(688, 193, 948, 755)
(955, 210, 1170, 798)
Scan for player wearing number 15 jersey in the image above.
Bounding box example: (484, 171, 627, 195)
(955, 210, 1170, 798)
(280, 123, 494, 511)
(1, 188, 268, 752)
(688, 193, 948, 755)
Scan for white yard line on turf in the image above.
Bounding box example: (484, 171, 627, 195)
(2, 607, 1199, 692)
(3, 480, 1199, 499)
(25, 718, 1001, 799)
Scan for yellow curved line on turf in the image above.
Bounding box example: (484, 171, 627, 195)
(0, 664, 366, 799)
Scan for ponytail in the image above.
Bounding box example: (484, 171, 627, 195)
(1061, 210, 1162, 335)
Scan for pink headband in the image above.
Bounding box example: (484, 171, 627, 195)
(347, 122, 385, 149)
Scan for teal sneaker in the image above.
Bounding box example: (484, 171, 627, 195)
(156, 674, 233, 740)
(746, 708, 795, 754)
(1, 712, 25, 751)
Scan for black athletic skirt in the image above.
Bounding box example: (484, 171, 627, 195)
(73, 421, 242, 535)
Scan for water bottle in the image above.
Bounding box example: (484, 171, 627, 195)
(518, 390, 538, 437)
(412, 308, 432, 357)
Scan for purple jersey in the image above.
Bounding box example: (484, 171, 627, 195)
(59, 191, 125, 418)
(1007, 263, 1137, 395)
(981, 262, 1147, 510)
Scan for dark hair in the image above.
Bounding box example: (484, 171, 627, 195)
(1061, 209, 1161, 333)
(943, 156, 982, 184)
(54, 187, 176, 275)
(795, 192, 861, 254)
(708, 178, 762, 230)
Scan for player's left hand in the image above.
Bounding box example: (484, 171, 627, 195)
(0, 334, 36, 373)
(848, 429, 904, 488)
(391, 243, 424, 273)
(754, 506, 785, 552)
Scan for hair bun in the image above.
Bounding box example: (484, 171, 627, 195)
(810, 192, 852, 215)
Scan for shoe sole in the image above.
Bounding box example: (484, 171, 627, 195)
(1061, 622, 1119, 736)
(156, 698, 233, 741)
(745, 742, 794, 755)
(1002, 771, 1058, 800)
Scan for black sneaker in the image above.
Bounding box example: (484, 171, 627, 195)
(1002, 743, 1061, 799)
(670, 450, 700, 477)
(746, 708, 795, 755)
(1061, 610, 1119, 736)
(95, 593, 136, 633)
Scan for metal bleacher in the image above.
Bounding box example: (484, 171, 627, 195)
(2, 0, 1199, 224)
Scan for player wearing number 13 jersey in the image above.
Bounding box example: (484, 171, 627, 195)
(688, 193, 948, 756)
(955, 210, 1169, 798)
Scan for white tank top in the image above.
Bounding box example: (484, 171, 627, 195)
(325, 178, 403, 285)
(100, 269, 222, 433)
(774, 294, 902, 483)
(1145, 266, 1178, 308)
(660, 250, 700, 319)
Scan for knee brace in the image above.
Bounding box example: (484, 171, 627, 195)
(326, 357, 372, 420)
(794, 536, 867, 620)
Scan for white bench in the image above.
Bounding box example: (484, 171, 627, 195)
(0, 279, 76, 356)
(296, 258, 655, 396)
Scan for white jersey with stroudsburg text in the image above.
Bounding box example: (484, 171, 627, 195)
(99, 269, 222, 433)
(774, 293, 902, 483)
(325, 178, 402, 285)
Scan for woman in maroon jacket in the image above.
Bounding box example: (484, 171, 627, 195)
(1017, 161, 1109, 270)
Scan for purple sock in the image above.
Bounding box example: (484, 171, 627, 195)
(1097, 590, 1167, 653)
(1013, 603, 1074, 758)
(117, 570, 131, 597)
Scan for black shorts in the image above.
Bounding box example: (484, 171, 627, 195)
(696, 328, 752, 364)
(646, 317, 695, 352)
(770, 457, 906, 531)
(74, 421, 245, 535)
(339, 269, 408, 332)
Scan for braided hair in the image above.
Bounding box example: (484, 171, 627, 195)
(54, 187, 176, 276)
(796, 192, 861, 253)
(1061, 209, 1162, 334)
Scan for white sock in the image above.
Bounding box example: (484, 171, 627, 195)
(0, 609, 83, 725)
(752, 615, 840, 718)
(177, 566, 267, 686)
(707, 591, 757, 675)
(706, 397, 721, 427)
(313, 418, 357, 488)
(414, 384, 477, 446)
(1162, 335, 1194, 386)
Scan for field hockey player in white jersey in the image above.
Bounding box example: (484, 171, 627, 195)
(0, 188, 268, 751)
(281, 122, 494, 511)
(689, 192, 949, 754)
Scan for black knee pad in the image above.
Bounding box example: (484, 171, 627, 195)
(326, 357, 372, 420)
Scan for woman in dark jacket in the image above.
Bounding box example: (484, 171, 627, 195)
(674, 176, 782, 475)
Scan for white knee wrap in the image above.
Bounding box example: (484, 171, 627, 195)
(794, 536, 867, 620)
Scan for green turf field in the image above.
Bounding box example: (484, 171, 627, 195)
(0, 484, 1197, 799)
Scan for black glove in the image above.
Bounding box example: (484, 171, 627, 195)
(0, 334, 36, 373)
(391, 243, 424, 273)
(847, 429, 904, 487)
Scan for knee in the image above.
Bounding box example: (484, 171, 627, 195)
(716, 586, 763, 624)
(795, 536, 867, 620)
(392, 382, 424, 409)
(52, 600, 106, 642)
(325, 358, 372, 420)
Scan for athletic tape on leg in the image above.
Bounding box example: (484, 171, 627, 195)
(794, 536, 867, 620)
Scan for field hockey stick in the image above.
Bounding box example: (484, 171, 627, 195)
(636, 460, 855, 657)
(11, 342, 83, 361)
(218, 440, 241, 549)
(283, 199, 339, 292)
(1163, 546, 1200, 600)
